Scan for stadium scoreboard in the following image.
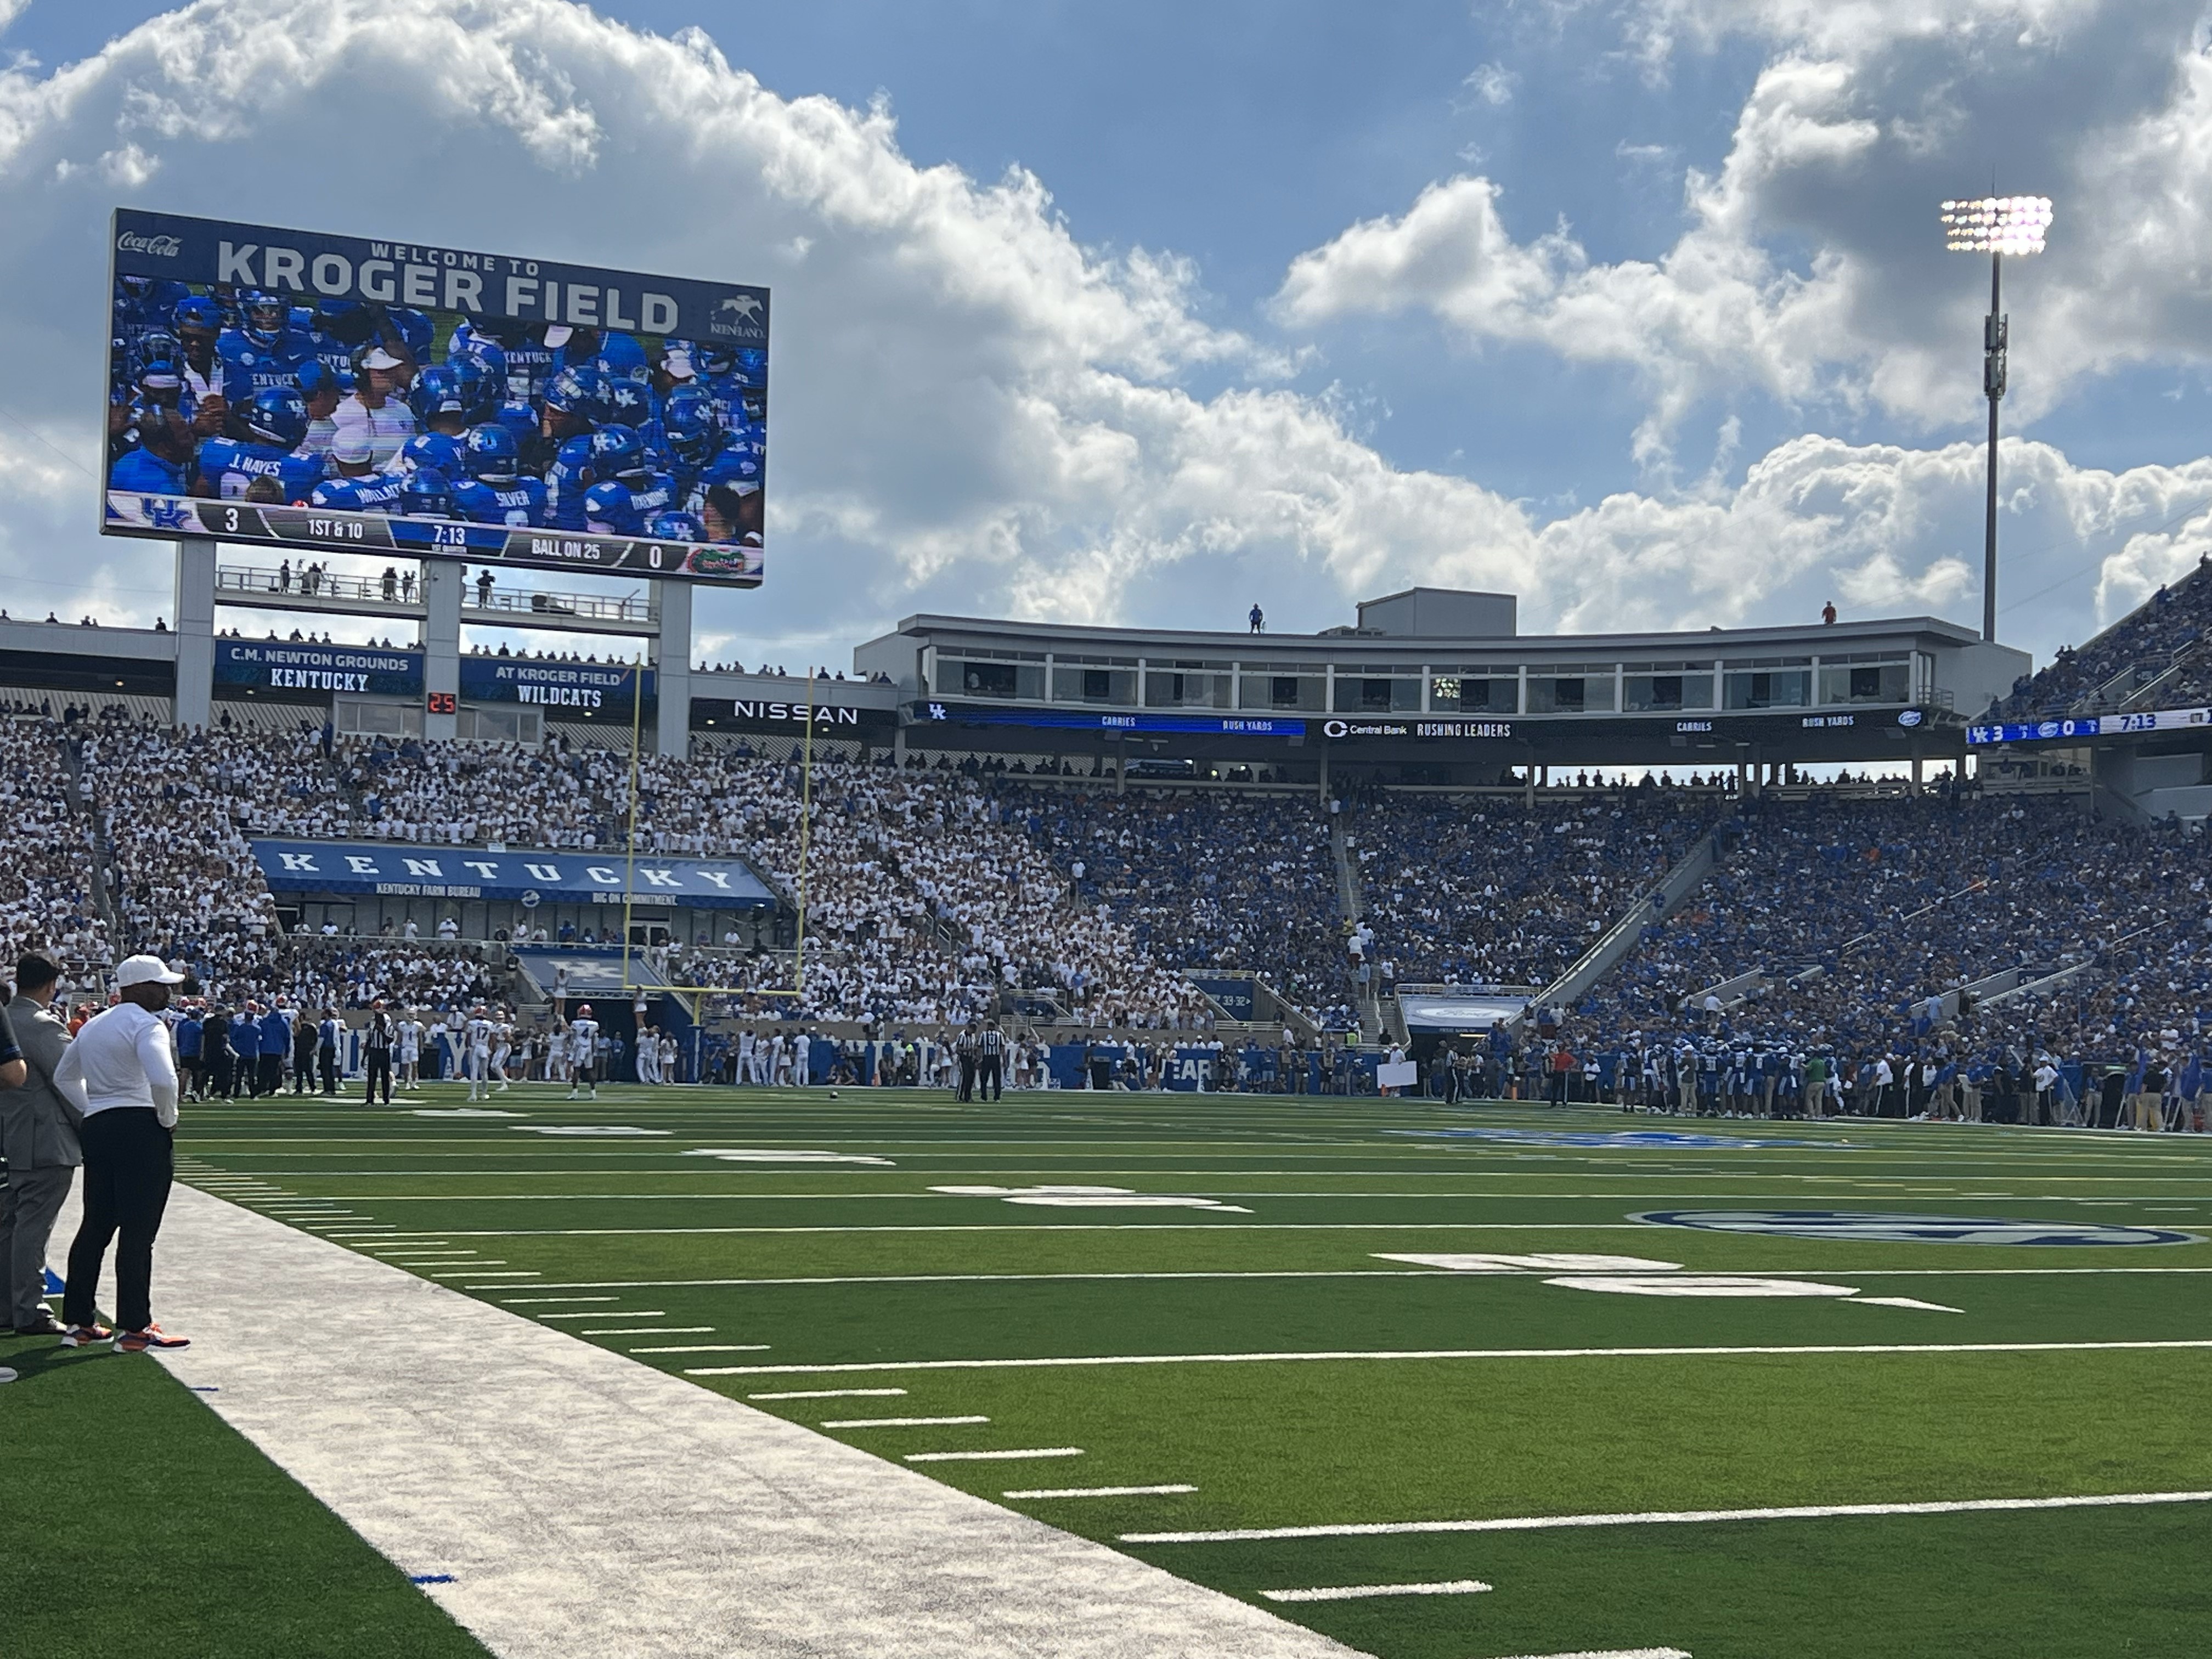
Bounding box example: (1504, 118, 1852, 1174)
(102, 209, 770, 586)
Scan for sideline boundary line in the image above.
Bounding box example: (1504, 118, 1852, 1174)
(1122, 1488, 2212, 1544)
(687, 1338, 2212, 1378)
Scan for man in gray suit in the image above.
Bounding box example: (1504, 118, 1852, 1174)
(2, 955, 84, 1337)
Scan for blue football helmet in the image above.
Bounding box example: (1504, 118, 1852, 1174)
(661, 387, 719, 469)
(387, 307, 435, 357)
(463, 422, 521, 482)
(544, 366, 606, 425)
(244, 385, 309, 450)
(448, 337, 507, 416)
(408, 365, 468, 425)
(602, 373, 652, 427)
(400, 468, 456, 519)
(582, 479, 641, 536)
(695, 342, 737, 377)
(588, 425, 647, 482)
(398, 431, 466, 477)
(241, 289, 290, 347)
(646, 510, 704, 543)
(173, 296, 221, 337)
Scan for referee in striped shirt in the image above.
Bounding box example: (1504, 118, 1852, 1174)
(53, 955, 191, 1352)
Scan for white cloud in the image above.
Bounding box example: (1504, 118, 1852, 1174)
(1281, 0, 2212, 468)
(1464, 63, 1519, 107)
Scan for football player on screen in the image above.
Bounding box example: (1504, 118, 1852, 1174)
(582, 478, 642, 537)
(194, 386, 321, 504)
(307, 431, 405, 515)
(586, 426, 678, 522)
(454, 424, 546, 528)
(539, 368, 606, 529)
(109, 408, 194, 496)
(171, 297, 227, 430)
(216, 289, 316, 413)
(449, 316, 554, 403)
(399, 468, 458, 520)
(409, 365, 472, 441)
(113, 273, 193, 352)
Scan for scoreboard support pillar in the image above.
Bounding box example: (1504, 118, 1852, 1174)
(424, 560, 462, 741)
(172, 538, 217, 731)
(653, 579, 693, 757)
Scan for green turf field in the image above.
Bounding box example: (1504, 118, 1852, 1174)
(160, 1083, 2212, 1658)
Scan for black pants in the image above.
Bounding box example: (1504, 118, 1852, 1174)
(957, 1057, 975, 1101)
(64, 1108, 172, 1333)
(364, 1048, 392, 1105)
(258, 1053, 283, 1097)
(208, 1052, 233, 1098)
(318, 1047, 338, 1093)
(235, 1054, 260, 1097)
(978, 1056, 1002, 1101)
(294, 1045, 315, 1093)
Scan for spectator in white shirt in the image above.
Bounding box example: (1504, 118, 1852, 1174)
(52, 954, 191, 1351)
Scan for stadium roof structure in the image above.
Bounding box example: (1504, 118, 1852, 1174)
(851, 596, 2033, 771)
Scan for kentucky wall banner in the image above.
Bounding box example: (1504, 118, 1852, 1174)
(251, 839, 774, 906)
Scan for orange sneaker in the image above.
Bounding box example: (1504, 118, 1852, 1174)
(114, 1325, 190, 1352)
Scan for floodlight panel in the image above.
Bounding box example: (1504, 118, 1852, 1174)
(1939, 195, 2053, 255)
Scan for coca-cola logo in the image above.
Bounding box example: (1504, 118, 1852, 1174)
(116, 232, 183, 257)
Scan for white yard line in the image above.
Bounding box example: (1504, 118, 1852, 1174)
(1484, 1649, 1691, 1658)
(1121, 1489, 2212, 1544)
(687, 1338, 2212, 1378)
(628, 1345, 771, 1355)
(1005, 1485, 1198, 1499)
(823, 1415, 989, 1429)
(53, 1185, 1364, 1659)
(749, 1389, 909, 1402)
(906, 1448, 1085, 1463)
(582, 1327, 715, 1336)
(1262, 1579, 1491, 1603)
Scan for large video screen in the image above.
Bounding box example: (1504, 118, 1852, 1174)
(103, 209, 768, 586)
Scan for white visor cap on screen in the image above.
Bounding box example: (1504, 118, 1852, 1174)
(116, 954, 185, 988)
(358, 346, 405, 370)
(330, 431, 375, 466)
(543, 325, 574, 348)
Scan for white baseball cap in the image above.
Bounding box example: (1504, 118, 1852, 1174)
(358, 345, 404, 370)
(116, 954, 184, 988)
(330, 431, 375, 466)
(543, 325, 574, 348)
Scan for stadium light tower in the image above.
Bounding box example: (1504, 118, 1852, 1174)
(1941, 194, 2053, 642)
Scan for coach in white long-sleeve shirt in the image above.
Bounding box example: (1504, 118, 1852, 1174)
(53, 955, 191, 1351)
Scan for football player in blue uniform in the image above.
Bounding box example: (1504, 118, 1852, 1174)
(194, 386, 321, 504)
(113, 273, 193, 351)
(216, 289, 315, 413)
(582, 477, 641, 537)
(454, 424, 547, 528)
(585, 426, 680, 523)
(450, 317, 554, 403)
(396, 431, 467, 481)
(548, 324, 647, 384)
(538, 368, 606, 529)
(444, 335, 507, 421)
(109, 407, 194, 497)
(658, 386, 719, 495)
(408, 365, 471, 439)
(307, 431, 405, 515)
(399, 467, 458, 520)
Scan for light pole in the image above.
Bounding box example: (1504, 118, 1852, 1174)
(1942, 195, 2052, 642)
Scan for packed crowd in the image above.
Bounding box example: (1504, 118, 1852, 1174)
(1988, 554, 2212, 721)
(1350, 791, 1717, 989)
(999, 788, 1355, 1025)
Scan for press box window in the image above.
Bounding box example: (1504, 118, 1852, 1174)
(1526, 666, 1615, 714)
(1430, 672, 1517, 714)
(1724, 668, 1811, 709)
(1624, 663, 1713, 712)
(1333, 674, 1421, 713)
(1818, 661, 1911, 704)
(1240, 670, 1325, 711)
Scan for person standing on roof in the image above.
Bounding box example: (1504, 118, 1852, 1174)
(53, 955, 191, 1353)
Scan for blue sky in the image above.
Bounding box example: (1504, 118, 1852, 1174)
(5, 0, 2212, 666)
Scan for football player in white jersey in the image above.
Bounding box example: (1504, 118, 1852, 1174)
(465, 1003, 494, 1101)
(490, 1014, 513, 1092)
(397, 1010, 424, 1089)
(567, 1003, 600, 1101)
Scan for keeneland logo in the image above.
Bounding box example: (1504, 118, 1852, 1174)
(718, 295, 763, 323)
(117, 232, 183, 257)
